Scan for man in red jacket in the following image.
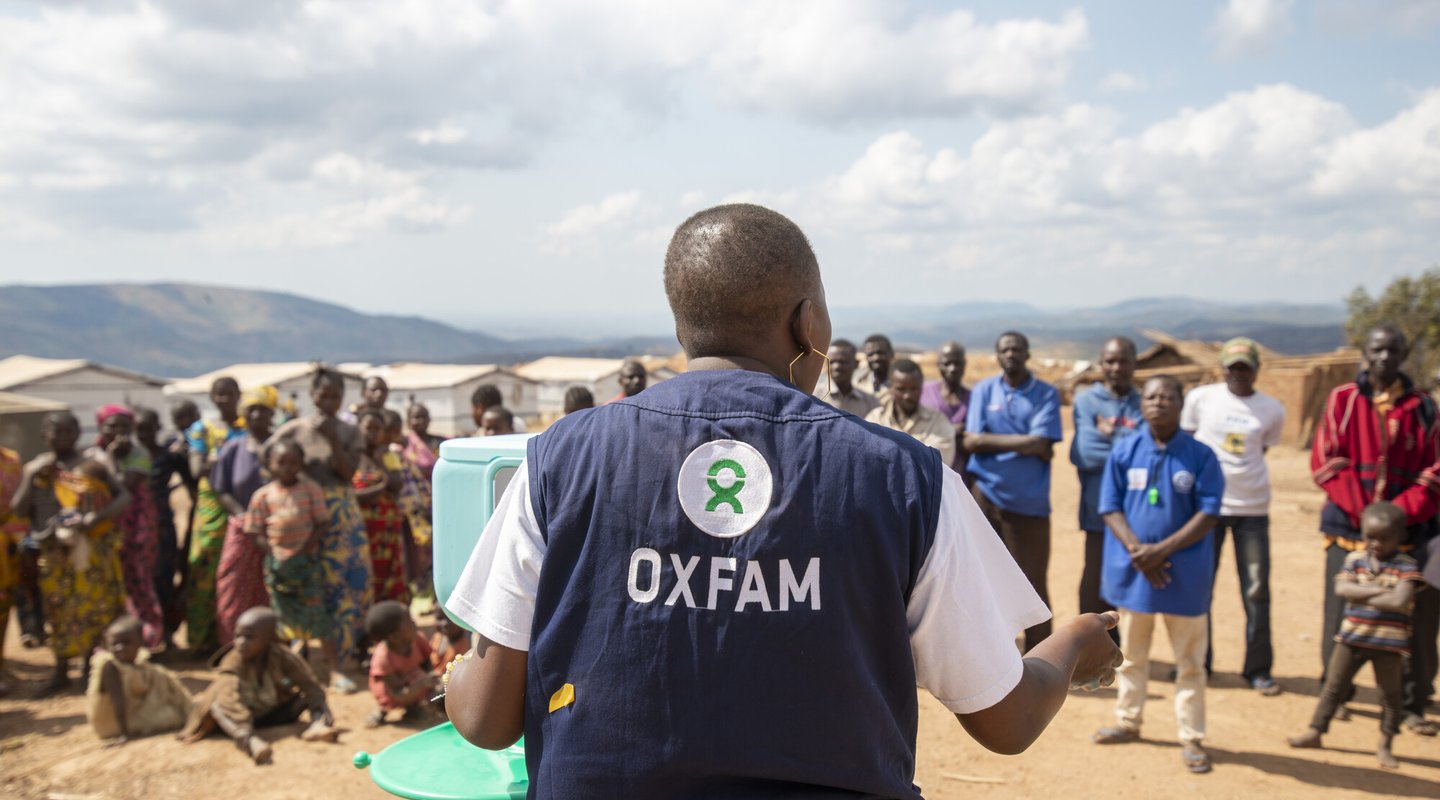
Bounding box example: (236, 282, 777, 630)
(1312, 322, 1440, 735)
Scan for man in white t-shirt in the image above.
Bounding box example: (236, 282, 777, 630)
(1180, 337, 1286, 696)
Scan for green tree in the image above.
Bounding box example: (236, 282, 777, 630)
(1345, 268, 1440, 387)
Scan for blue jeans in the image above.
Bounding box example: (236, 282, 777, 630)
(1206, 515, 1273, 681)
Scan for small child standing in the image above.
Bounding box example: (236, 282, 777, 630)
(86, 615, 192, 743)
(243, 441, 333, 672)
(365, 600, 439, 726)
(1288, 501, 1425, 769)
(430, 607, 471, 676)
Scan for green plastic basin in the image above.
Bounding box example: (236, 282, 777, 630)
(360, 723, 527, 799)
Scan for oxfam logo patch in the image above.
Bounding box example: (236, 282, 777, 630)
(678, 440, 773, 538)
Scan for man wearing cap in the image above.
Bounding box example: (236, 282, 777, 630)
(1312, 323, 1440, 735)
(1180, 337, 1286, 696)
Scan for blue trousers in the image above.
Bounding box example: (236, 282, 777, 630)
(1206, 515, 1273, 681)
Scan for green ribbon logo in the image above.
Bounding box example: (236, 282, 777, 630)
(705, 458, 746, 513)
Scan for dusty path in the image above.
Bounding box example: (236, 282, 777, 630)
(3, 436, 1437, 799)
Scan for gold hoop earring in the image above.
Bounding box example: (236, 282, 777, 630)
(789, 347, 832, 400)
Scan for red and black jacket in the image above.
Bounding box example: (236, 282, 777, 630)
(1311, 371, 1440, 545)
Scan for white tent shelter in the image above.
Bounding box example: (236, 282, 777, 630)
(515, 356, 674, 419)
(0, 355, 168, 439)
(364, 363, 537, 436)
(165, 362, 365, 422)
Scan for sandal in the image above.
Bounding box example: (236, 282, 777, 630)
(1092, 726, 1139, 745)
(1182, 743, 1212, 774)
(332, 674, 360, 695)
(1402, 714, 1438, 737)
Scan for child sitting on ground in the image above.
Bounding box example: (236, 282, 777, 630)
(86, 615, 192, 743)
(430, 607, 471, 676)
(243, 441, 333, 676)
(365, 600, 440, 726)
(1288, 501, 1425, 769)
(179, 607, 339, 764)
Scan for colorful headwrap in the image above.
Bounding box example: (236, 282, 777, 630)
(95, 403, 134, 425)
(240, 385, 279, 411)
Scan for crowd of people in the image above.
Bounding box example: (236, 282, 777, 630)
(0, 367, 616, 761)
(0, 261, 1435, 780)
(827, 323, 1439, 772)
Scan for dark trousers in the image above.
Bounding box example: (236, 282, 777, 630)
(1080, 529, 1119, 645)
(153, 510, 180, 636)
(1321, 542, 1439, 717)
(1206, 515, 1273, 680)
(15, 545, 44, 640)
(1311, 642, 1404, 735)
(974, 487, 1051, 650)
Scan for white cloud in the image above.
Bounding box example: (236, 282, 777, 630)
(1100, 71, 1147, 94)
(1214, 0, 1295, 59)
(0, 1, 1091, 243)
(540, 191, 649, 256)
(770, 84, 1439, 298)
(1314, 0, 1440, 35)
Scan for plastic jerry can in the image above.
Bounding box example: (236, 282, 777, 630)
(432, 433, 536, 624)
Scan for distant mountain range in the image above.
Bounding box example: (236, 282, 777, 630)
(0, 283, 1348, 377)
(0, 283, 679, 376)
(830, 297, 1348, 359)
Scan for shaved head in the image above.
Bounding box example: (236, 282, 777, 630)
(664, 204, 821, 356)
(236, 606, 277, 632)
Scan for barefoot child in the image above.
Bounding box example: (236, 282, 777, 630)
(86, 616, 192, 743)
(242, 442, 333, 674)
(365, 600, 439, 726)
(1288, 501, 1424, 769)
(180, 607, 338, 764)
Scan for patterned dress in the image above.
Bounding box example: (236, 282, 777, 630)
(354, 453, 409, 606)
(96, 446, 164, 649)
(0, 448, 26, 661)
(184, 418, 244, 652)
(397, 431, 441, 600)
(270, 415, 371, 661)
(211, 437, 269, 645)
(39, 468, 127, 660)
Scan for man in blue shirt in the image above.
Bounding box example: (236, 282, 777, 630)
(1092, 375, 1224, 774)
(965, 331, 1064, 650)
(1070, 337, 1143, 635)
(444, 204, 1123, 798)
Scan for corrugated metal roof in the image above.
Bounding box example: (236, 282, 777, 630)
(0, 355, 164, 389)
(365, 363, 516, 390)
(165, 362, 361, 395)
(0, 390, 69, 414)
(514, 357, 625, 383)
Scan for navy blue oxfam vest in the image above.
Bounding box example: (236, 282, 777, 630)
(523, 370, 944, 798)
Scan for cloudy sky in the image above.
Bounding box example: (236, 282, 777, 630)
(2, 1, 1438, 337)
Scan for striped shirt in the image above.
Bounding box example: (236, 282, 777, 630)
(1336, 551, 1423, 656)
(243, 477, 328, 561)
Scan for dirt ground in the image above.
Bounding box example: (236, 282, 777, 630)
(3, 430, 1438, 799)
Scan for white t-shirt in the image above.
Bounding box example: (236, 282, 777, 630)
(1180, 383, 1286, 516)
(447, 461, 1051, 716)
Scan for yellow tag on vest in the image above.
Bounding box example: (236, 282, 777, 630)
(548, 682, 575, 713)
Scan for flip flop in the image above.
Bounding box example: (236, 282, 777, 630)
(1182, 745, 1211, 774)
(1091, 726, 1139, 745)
